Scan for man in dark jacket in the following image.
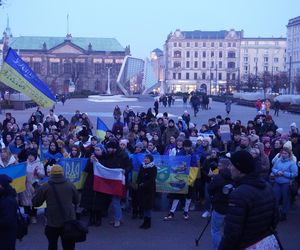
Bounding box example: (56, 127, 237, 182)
(207, 158, 232, 250)
(0, 174, 18, 250)
(32, 165, 79, 250)
(219, 151, 279, 250)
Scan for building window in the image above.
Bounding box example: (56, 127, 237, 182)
(218, 72, 222, 80)
(174, 61, 181, 68)
(174, 51, 181, 58)
(174, 42, 177, 47)
(202, 72, 206, 79)
(211, 51, 214, 57)
(64, 62, 72, 74)
(228, 51, 236, 58)
(233, 42, 236, 47)
(173, 73, 176, 79)
(218, 61, 222, 69)
(275, 41, 279, 46)
(210, 72, 213, 80)
(274, 57, 279, 63)
(203, 42, 206, 47)
(264, 57, 269, 63)
(219, 51, 222, 58)
(202, 51, 206, 58)
(228, 42, 231, 47)
(186, 61, 190, 68)
(211, 61, 214, 68)
(244, 49, 248, 53)
(244, 57, 248, 62)
(219, 42, 223, 47)
(254, 57, 258, 63)
(202, 61, 206, 68)
(178, 73, 181, 79)
(95, 63, 102, 74)
(33, 62, 41, 74)
(186, 51, 190, 58)
(244, 66, 248, 71)
(194, 51, 198, 58)
(255, 41, 259, 45)
(228, 62, 235, 68)
(194, 61, 198, 68)
(211, 42, 214, 47)
(227, 73, 230, 80)
(194, 72, 197, 80)
(178, 42, 182, 47)
(51, 63, 59, 74)
(264, 66, 268, 71)
(195, 42, 198, 47)
(76, 63, 84, 73)
(275, 67, 279, 71)
(232, 73, 236, 80)
(186, 72, 189, 80)
(187, 42, 190, 47)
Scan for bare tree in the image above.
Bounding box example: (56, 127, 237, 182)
(294, 73, 300, 93)
(273, 72, 288, 93)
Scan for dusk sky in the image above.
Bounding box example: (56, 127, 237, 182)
(0, 0, 299, 58)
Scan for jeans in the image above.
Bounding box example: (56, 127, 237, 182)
(45, 226, 75, 250)
(211, 210, 225, 250)
(273, 182, 290, 215)
(112, 196, 122, 221)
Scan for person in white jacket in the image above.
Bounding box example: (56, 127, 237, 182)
(19, 150, 44, 224)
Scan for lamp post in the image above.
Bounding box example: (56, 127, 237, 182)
(106, 66, 111, 95)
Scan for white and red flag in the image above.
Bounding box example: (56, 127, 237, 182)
(93, 162, 125, 197)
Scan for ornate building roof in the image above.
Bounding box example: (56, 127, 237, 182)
(9, 36, 125, 52)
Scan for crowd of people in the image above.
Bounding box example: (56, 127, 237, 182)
(0, 99, 299, 250)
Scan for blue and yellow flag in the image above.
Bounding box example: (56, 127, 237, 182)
(0, 163, 26, 193)
(96, 117, 109, 141)
(0, 48, 56, 108)
(58, 158, 88, 189)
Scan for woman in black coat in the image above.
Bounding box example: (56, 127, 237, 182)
(80, 144, 111, 226)
(136, 154, 157, 229)
(0, 174, 18, 250)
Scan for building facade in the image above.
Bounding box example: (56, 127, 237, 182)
(150, 48, 165, 93)
(240, 38, 286, 84)
(1, 31, 130, 94)
(164, 29, 243, 94)
(287, 16, 300, 93)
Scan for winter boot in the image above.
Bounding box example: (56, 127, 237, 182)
(143, 217, 151, 229)
(94, 213, 102, 227)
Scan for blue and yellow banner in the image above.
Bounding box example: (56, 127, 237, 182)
(0, 48, 56, 108)
(130, 154, 191, 194)
(96, 117, 109, 141)
(0, 163, 26, 193)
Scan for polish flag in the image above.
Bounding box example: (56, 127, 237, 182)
(93, 162, 125, 197)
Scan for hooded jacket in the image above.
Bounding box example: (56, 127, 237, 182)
(219, 174, 278, 250)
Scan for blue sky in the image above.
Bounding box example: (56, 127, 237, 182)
(0, 0, 299, 58)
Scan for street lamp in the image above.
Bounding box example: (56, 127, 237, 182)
(106, 66, 112, 95)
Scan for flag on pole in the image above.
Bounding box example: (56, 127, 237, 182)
(0, 48, 56, 108)
(0, 163, 26, 193)
(93, 162, 125, 197)
(96, 117, 109, 141)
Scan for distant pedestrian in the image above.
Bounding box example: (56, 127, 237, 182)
(167, 95, 172, 107)
(154, 99, 159, 117)
(265, 99, 271, 115)
(274, 100, 280, 117)
(225, 99, 232, 115)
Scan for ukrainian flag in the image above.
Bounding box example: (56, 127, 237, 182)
(96, 117, 109, 141)
(0, 163, 26, 193)
(0, 48, 56, 108)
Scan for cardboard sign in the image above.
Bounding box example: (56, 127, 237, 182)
(220, 124, 231, 142)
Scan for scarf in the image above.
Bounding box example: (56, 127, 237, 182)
(142, 162, 155, 169)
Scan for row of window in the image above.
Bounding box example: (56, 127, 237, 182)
(174, 51, 236, 58)
(243, 57, 279, 63)
(31, 62, 119, 75)
(173, 41, 237, 48)
(173, 61, 236, 69)
(243, 66, 280, 72)
(172, 72, 236, 81)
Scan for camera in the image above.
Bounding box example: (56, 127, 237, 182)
(222, 184, 234, 195)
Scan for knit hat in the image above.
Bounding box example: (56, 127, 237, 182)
(276, 128, 283, 134)
(106, 141, 118, 149)
(230, 151, 255, 174)
(183, 139, 192, 148)
(50, 165, 64, 176)
(135, 142, 144, 149)
(119, 139, 128, 146)
(266, 115, 273, 121)
(283, 141, 292, 151)
(290, 122, 297, 128)
(168, 119, 175, 124)
(0, 174, 12, 188)
(178, 116, 183, 121)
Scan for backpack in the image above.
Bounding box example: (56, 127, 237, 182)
(16, 207, 30, 241)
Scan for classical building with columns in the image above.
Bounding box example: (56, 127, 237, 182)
(1, 22, 130, 94)
(287, 16, 300, 93)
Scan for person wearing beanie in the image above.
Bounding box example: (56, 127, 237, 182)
(271, 147, 298, 221)
(0, 174, 18, 250)
(219, 151, 279, 250)
(135, 154, 157, 229)
(289, 122, 299, 135)
(19, 150, 44, 224)
(32, 164, 79, 250)
(161, 119, 179, 147)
